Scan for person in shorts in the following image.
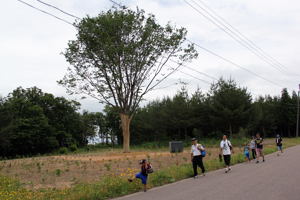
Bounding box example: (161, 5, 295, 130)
(255, 133, 265, 163)
(220, 135, 234, 173)
(244, 142, 250, 162)
(276, 134, 283, 156)
(250, 136, 256, 159)
(128, 159, 151, 192)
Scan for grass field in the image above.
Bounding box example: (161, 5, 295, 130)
(0, 137, 299, 200)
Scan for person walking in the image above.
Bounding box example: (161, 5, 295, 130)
(276, 134, 283, 156)
(250, 136, 256, 160)
(191, 138, 206, 178)
(244, 142, 251, 162)
(255, 133, 265, 163)
(220, 135, 233, 173)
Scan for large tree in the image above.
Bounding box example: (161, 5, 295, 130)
(59, 7, 198, 152)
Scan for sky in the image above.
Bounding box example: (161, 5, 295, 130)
(1, 0, 300, 112)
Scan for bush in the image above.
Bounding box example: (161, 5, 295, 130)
(69, 144, 78, 152)
(58, 147, 68, 155)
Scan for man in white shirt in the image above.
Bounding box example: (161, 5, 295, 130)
(191, 138, 205, 178)
(220, 135, 234, 173)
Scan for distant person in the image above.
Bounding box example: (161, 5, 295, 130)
(220, 135, 233, 173)
(128, 159, 153, 192)
(191, 138, 206, 178)
(244, 142, 250, 162)
(255, 133, 265, 163)
(276, 134, 283, 156)
(250, 136, 257, 159)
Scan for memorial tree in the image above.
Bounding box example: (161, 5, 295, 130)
(59, 7, 198, 152)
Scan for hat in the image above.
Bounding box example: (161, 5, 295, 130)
(191, 138, 197, 141)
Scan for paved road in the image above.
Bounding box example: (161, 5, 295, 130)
(114, 145, 300, 200)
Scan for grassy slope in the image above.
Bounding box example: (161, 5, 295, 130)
(0, 137, 299, 200)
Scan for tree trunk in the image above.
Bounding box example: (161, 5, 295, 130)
(120, 113, 131, 153)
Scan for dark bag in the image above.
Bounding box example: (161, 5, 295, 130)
(227, 141, 233, 150)
(146, 164, 154, 174)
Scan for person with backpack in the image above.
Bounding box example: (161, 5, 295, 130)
(220, 135, 234, 173)
(250, 136, 257, 160)
(255, 133, 265, 163)
(276, 134, 283, 156)
(128, 159, 153, 192)
(191, 138, 206, 178)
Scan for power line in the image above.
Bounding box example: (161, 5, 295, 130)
(184, 0, 288, 74)
(109, 0, 291, 90)
(16, 0, 74, 26)
(153, 82, 179, 90)
(186, 39, 286, 88)
(167, 58, 218, 81)
(193, 0, 290, 73)
(17, 0, 293, 92)
(36, 0, 81, 20)
(178, 70, 212, 85)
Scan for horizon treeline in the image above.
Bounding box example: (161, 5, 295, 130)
(0, 78, 299, 157)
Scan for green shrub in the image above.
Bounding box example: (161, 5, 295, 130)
(69, 144, 78, 152)
(58, 147, 68, 154)
(55, 169, 61, 177)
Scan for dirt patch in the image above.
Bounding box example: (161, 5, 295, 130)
(0, 139, 275, 189)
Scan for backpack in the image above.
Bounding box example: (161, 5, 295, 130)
(146, 163, 154, 174)
(200, 145, 206, 157)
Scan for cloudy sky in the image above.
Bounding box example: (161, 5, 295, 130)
(1, 0, 300, 112)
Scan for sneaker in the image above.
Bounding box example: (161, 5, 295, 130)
(201, 173, 206, 177)
(194, 175, 198, 179)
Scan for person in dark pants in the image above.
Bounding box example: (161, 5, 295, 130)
(220, 135, 234, 173)
(191, 138, 205, 178)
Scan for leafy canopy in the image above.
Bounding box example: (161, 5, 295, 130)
(59, 7, 197, 115)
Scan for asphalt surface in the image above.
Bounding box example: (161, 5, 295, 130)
(114, 145, 300, 200)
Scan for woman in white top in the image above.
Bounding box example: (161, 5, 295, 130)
(250, 136, 256, 159)
(191, 138, 205, 178)
(220, 135, 234, 173)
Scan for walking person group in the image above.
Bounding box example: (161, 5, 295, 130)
(129, 133, 284, 192)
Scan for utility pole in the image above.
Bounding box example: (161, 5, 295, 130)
(297, 84, 300, 137)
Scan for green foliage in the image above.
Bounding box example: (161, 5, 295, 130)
(69, 144, 78, 152)
(0, 87, 98, 158)
(59, 7, 197, 115)
(208, 78, 252, 136)
(55, 169, 62, 177)
(58, 147, 69, 155)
